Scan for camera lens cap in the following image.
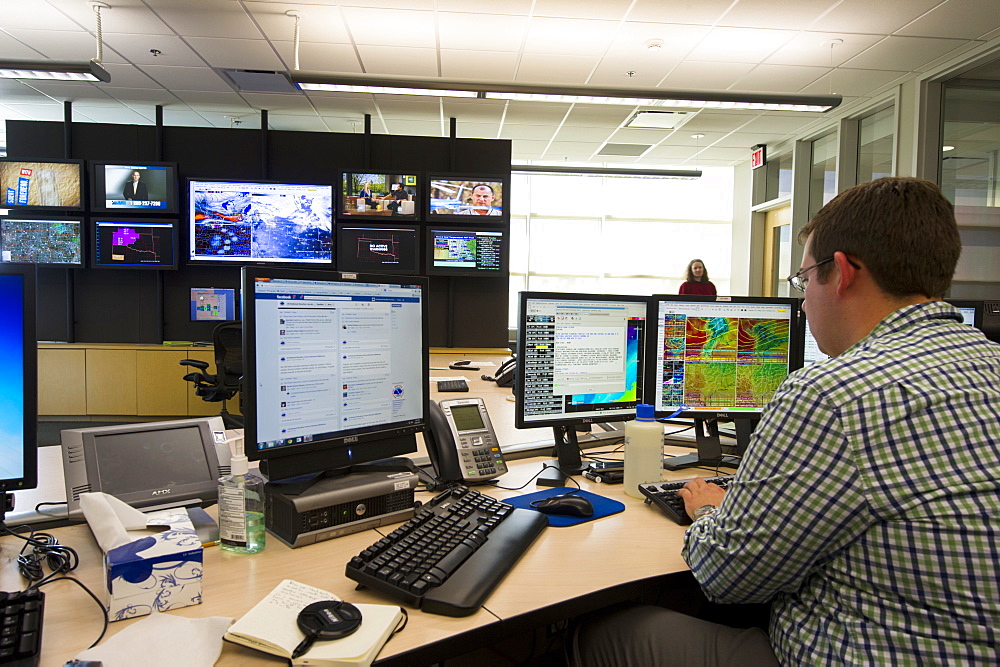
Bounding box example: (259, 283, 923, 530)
(292, 600, 363, 658)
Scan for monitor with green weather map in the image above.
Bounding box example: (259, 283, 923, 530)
(649, 294, 801, 470)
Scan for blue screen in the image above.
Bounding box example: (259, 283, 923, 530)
(0, 274, 25, 480)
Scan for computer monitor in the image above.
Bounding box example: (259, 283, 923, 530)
(515, 292, 649, 485)
(191, 287, 237, 321)
(241, 266, 429, 482)
(339, 172, 418, 220)
(188, 179, 333, 265)
(426, 227, 507, 276)
(945, 299, 982, 329)
(0, 264, 37, 512)
(428, 175, 507, 220)
(91, 218, 178, 269)
(60, 416, 231, 521)
(0, 158, 84, 211)
(90, 161, 179, 213)
(0, 216, 83, 266)
(336, 223, 420, 274)
(650, 295, 801, 470)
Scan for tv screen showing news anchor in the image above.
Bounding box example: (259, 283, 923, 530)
(429, 178, 505, 218)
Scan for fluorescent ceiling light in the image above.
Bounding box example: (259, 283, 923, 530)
(289, 72, 841, 113)
(0, 59, 111, 83)
(626, 111, 693, 129)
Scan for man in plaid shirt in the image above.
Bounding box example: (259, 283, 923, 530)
(574, 178, 999, 665)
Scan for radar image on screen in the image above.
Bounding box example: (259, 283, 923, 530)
(0, 218, 81, 265)
(190, 181, 332, 263)
(661, 312, 789, 410)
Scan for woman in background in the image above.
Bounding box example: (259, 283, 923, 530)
(679, 259, 717, 295)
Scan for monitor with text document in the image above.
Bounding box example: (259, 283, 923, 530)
(242, 267, 428, 482)
(650, 295, 801, 469)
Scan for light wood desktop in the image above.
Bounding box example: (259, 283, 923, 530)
(2, 353, 731, 665)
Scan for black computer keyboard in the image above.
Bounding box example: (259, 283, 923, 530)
(346, 485, 547, 617)
(0, 588, 44, 667)
(437, 379, 469, 392)
(639, 475, 734, 525)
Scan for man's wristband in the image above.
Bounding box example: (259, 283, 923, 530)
(693, 504, 718, 520)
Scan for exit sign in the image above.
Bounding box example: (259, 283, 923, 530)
(750, 145, 766, 170)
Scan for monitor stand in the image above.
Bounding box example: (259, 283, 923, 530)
(662, 416, 758, 471)
(537, 425, 585, 487)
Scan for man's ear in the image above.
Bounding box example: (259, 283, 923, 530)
(833, 251, 860, 296)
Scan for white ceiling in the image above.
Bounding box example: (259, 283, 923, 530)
(1, 0, 999, 168)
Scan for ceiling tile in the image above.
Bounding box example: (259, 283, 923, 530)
(355, 45, 439, 77)
(713, 132, 793, 149)
(533, 0, 634, 20)
(0, 103, 74, 122)
(765, 32, 884, 68)
(3, 2, 89, 30)
(685, 27, 799, 63)
(238, 93, 315, 113)
(139, 65, 235, 92)
(629, 0, 735, 25)
(809, 0, 943, 34)
(717, 0, 838, 30)
(555, 125, 619, 142)
(731, 64, 829, 93)
(436, 14, 529, 51)
(843, 35, 973, 71)
(435, 0, 534, 14)
(382, 119, 446, 136)
(515, 53, 600, 84)
(608, 127, 676, 144)
(502, 102, 572, 125)
(159, 109, 215, 127)
(170, 91, 256, 112)
(5, 29, 115, 63)
(441, 99, 507, 122)
(587, 56, 680, 87)
(799, 67, 910, 97)
(265, 114, 332, 132)
(69, 105, 153, 124)
(523, 17, 619, 55)
(440, 50, 520, 81)
(184, 37, 285, 70)
(341, 7, 437, 48)
(499, 124, 559, 140)
(245, 3, 352, 43)
(564, 105, 634, 127)
(285, 43, 364, 74)
(658, 61, 756, 89)
(737, 113, 821, 134)
(147, 2, 263, 39)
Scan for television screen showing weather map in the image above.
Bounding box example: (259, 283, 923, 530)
(0, 217, 83, 266)
(91, 219, 177, 270)
(653, 298, 794, 415)
(188, 180, 333, 264)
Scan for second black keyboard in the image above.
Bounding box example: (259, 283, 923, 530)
(639, 475, 734, 525)
(0, 588, 44, 667)
(346, 485, 547, 617)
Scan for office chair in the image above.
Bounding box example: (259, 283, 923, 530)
(180, 320, 243, 429)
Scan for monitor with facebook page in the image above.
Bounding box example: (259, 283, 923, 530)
(90, 161, 178, 213)
(0, 216, 83, 266)
(0, 263, 37, 513)
(650, 295, 801, 470)
(515, 292, 649, 485)
(241, 267, 429, 484)
(190, 288, 237, 321)
(188, 179, 333, 265)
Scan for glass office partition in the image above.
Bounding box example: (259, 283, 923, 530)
(857, 106, 895, 184)
(808, 133, 838, 218)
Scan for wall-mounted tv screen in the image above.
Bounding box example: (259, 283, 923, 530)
(188, 180, 333, 265)
(428, 176, 506, 219)
(190, 288, 237, 321)
(340, 172, 418, 219)
(337, 224, 420, 274)
(91, 218, 177, 270)
(0, 158, 84, 211)
(426, 227, 507, 276)
(90, 161, 178, 213)
(0, 216, 83, 266)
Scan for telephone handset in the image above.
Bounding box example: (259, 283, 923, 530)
(424, 397, 508, 486)
(485, 355, 516, 388)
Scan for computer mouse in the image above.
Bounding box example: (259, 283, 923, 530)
(531, 492, 594, 518)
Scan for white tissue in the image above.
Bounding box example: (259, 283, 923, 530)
(79, 492, 152, 552)
(74, 612, 233, 667)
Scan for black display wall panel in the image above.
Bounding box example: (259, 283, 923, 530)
(8, 119, 511, 348)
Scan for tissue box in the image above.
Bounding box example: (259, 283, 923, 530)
(103, 508, 203, 621)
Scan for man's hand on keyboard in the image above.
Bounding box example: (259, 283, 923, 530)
(677, 477, 728, 521)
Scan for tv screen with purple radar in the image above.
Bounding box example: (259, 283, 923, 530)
(0, 158, 84, 211)
(337, 224, 420, 274)
(340, 172, 418, 219)
(428, 177, 505, 219)
(427, 227, 506, 276)
(0, 216, 83, 266)
(188, 180, 333, 264)
(91, 161, 178, 213)
(91, 218, 177, 270)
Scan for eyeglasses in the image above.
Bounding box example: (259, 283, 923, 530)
(787, 257, 834, 292)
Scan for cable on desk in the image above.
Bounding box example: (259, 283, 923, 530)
(493, 463, 583, 492)
(34, 576, 109, 648)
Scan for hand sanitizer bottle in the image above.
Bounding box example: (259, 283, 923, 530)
(218, 442, 265, 554)
(624, 404, 663, 499)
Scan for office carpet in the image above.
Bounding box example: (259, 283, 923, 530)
(36, 421, 130, 447)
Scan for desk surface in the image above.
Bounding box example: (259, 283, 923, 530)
(5, 353, 735, 664)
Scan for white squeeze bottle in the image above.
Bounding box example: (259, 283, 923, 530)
(624, 404, 663, 499)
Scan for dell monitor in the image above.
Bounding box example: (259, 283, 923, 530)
(188, 179, 333, 265)
(0, 158, 84, 211)
(242, 267, 429, 483)
(650, 295, 801, 470)
(0, 263, 37, 517)
(90, 161, 179, 213)
(191, 288, 237, 321)
(336, 223, 420, 274)
(515, 292, 649, 485)
(91, 218, 178, 269)
(0, 216, 84, 266)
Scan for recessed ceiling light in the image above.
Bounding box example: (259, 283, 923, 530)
(626, 111, 693, 129)
(942, 145, 955, 151)
(691, 133, 705, 139)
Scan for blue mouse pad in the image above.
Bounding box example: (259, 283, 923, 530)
(504, 487, 625, 527)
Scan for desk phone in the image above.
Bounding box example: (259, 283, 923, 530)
(425, 397, 508, 484)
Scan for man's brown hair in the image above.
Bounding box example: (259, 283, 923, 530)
(798, 177, 961, 298)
